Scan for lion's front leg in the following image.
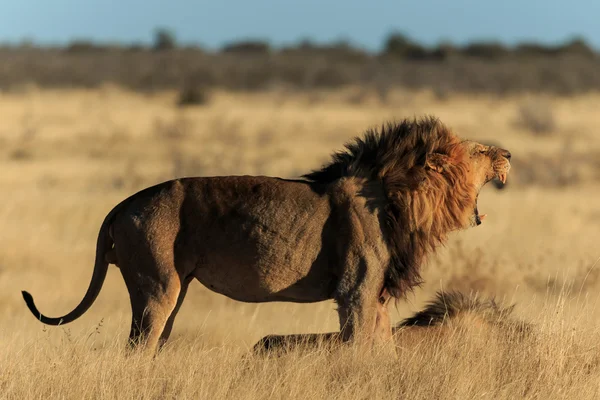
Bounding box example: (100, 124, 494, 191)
(334, 271, 389, 346)
(374, 291, 393, 343)
(336, 298, 377, 345)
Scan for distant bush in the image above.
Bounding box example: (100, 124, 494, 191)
(431, 42, 459, 60)
(307, 64, 354, 89)
(462, 42, 509, 59)
(1, 31, 600, 96)
(66, 40, 111, 53)
(282, 39, 368, 62)
(222, 40, 270, 54)
(558, 37, 595, 57)
(153, 28, 176, 51)
(515, 42, 558, 57)
(383, 32, 430, 60)
(177, 85, 210, 107)
(515, 37, 596, 58)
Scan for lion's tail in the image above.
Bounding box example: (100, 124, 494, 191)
(21, 205, 119, 326)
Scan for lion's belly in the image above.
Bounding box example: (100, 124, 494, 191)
(170, 176, 338, 303)
(192, 264, 335, 303)
(190, 223, 336, 303)
(189, 219, 334, 302)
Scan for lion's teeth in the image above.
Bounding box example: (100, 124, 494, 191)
(499, 173, 506, 184)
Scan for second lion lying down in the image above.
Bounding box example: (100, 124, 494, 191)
(253, 291, 532, 354)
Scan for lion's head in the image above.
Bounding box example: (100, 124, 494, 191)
(304, 117, 511, 298)
(398, 291, 526, 331)
(429, 139, 511, 228)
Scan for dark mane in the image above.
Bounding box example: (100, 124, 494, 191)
(303, 117, 446, 184)
(303, 117, 476, 298)
(398, 291, 514, 327)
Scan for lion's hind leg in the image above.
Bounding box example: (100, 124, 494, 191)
(120, 267, 182, 354)
(158, 277, 192, 350)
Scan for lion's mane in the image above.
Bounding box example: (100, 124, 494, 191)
(304, 117, 478, 298)
(399, 291, 516, 327)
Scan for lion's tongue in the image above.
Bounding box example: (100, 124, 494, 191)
(498, 173, 507, 184)
(479, 214, 487, 222)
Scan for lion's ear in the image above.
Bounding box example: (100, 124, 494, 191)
(425, 153, 452, 173)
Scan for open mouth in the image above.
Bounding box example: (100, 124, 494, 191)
(474, 205, 487, 226)
(475, 171, 507, 226)
(475, 207, 487, 225)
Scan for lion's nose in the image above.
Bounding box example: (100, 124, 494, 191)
(502, 150, 511, 161)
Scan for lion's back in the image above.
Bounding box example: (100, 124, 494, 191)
(116, 175, 328, 229)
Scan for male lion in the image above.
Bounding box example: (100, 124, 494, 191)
(21, 117, 511, 353)
(252, 291, 532, 355)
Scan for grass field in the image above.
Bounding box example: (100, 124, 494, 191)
(2, 87, 600, 399)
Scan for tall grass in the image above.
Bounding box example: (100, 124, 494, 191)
(4, 291, 600, 399)
(2, 87, 600, 399)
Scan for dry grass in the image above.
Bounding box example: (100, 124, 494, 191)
(514, 96, 557, 136)
(3, 87, 600, 399)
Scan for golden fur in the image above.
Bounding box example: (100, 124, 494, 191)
(21, 117, 511, 353)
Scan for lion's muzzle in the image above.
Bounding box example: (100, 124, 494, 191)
(493, 149, 512, 184)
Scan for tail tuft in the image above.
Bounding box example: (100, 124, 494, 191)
(22, 291, 34, 310)
(21, 290, 53, 322)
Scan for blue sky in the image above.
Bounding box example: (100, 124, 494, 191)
(2, 1, 599, 50)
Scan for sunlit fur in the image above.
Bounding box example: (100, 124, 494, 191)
(304, 117, 481, 298)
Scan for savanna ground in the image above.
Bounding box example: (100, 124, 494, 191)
(2, 86, 600, 399)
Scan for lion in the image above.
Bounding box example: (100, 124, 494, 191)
(252, 291, 532, 355)
(21, 116, 511, 354)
